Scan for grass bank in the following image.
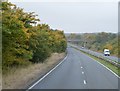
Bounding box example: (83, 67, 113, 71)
(2, 53, 66, 89)
(0, 64, 2, 91)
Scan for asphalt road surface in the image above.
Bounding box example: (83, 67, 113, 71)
(81, 48, 119, 62)
(70, 44, 119, 62)
(30, 47, 118, 89)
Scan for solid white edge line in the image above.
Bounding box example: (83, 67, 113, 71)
(85, 54, 120, 79)
(27, 54, 68, 90)
(83, 80, 87, 84)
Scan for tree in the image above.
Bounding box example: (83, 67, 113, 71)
(2, 1, 67, 69)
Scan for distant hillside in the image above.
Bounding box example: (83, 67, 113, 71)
(66, 32, 118, 57)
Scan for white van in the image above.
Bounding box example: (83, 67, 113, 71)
(104, 49, 110, 56)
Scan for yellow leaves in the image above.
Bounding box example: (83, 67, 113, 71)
(107, 44, 113, 51)
(3, 1, 67, 66)
(104, 44, 113, 51)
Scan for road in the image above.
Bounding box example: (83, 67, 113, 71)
(81, 48, 119, 62)
(29, 47, 118, 89)
(70, 44, 119, 62)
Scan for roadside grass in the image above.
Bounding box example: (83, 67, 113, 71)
(0, 62, 1, 91)
(72, 47, 120, 77)
(2, 53, 66, 89)
(0, 51, 2, 90)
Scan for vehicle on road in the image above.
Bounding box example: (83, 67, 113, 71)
(104, 49, 110, 56)
(82, 47, 84, 49)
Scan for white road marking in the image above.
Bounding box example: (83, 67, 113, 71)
(83, 80, 87, 84)
(72, 46, 120, 78)
(27, 54, 68, 90)
(82, 71, 84, 74)
(81, 66, 83, 69)
(87, 56, 120, 78)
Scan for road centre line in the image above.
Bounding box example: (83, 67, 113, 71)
(82, 71, 84, 74)
(83, 80, 87, 84)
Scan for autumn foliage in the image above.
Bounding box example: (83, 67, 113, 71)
(2, 2, 67, 70)
(67, 32, 118, 57)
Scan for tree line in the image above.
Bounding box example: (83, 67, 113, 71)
(66, 32, 119, 57)
(2, 2, 67, 72)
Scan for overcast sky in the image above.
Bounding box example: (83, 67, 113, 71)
(9, 0, 118, 33)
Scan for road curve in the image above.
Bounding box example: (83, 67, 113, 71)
(70, 44, 119, 62)
(30, 47, 118, 89)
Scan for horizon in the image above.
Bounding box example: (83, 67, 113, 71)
(64, 32, 118, 34)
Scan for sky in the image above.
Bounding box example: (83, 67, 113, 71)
(9, 0, 118, 33)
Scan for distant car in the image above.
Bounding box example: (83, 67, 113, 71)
(104, 49, 110, 56)
(82, 47, 84, 49)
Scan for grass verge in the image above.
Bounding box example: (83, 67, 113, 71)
(0, 63, 1, 91)
(2, 52, 66, 89)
